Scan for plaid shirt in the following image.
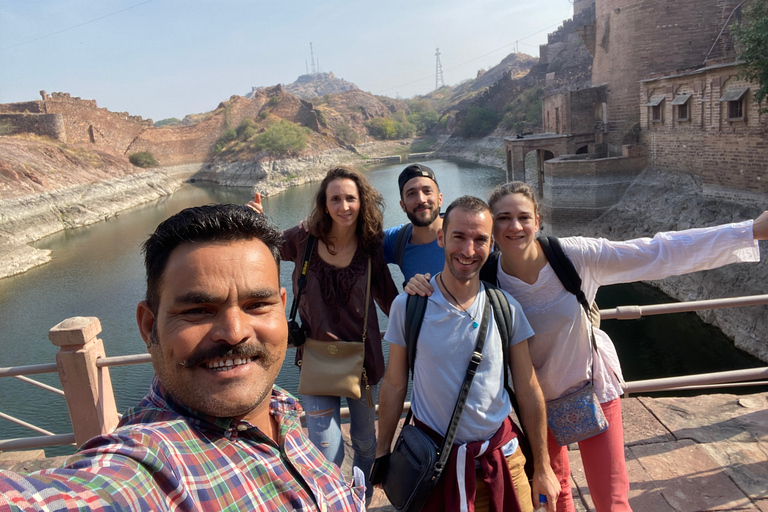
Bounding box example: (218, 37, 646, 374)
(0, 378, 365, 511)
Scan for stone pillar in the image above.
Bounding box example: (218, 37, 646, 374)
(49, 317, 119, 446)
(511, 146, 526, 182)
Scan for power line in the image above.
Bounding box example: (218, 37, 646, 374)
(0, 0, 153, 51)
(376, 20, 564, 94)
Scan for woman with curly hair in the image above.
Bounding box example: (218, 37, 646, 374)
(251, 166, 397, 502)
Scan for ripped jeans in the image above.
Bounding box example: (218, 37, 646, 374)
(302, 387, 377, 500)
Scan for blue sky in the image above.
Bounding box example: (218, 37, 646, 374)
(0, 0, 574, 121)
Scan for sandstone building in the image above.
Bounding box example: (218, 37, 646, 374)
(506, 0, 767, 225)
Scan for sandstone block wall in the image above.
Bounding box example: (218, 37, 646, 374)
(541, 153, 646, 226)
(543, 86, 606, 136)
(0, 113, 66, 141)
(0, 101, 44, 114)
(640, 66, 767, 195)
(591, 0, 744, 155)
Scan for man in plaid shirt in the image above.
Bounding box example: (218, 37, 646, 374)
(0, 204, 366, 511)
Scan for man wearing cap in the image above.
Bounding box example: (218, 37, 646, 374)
(382, 164, 445, 282)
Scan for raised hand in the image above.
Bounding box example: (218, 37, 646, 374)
(753, 210, 768, 240)
(246, 192, 264, 215)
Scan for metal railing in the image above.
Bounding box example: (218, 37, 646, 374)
(1, 294, 766, 452)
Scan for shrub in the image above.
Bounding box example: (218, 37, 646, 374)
(732, 0, 768, 112)
(129, 151, 158, 168)
(365, 117, 398, 139)
(364, 117, 415, 140)
(458, 106, 500, 138)
(154, 118, 182, 127)
(236, 119, 258, 141)
(213, 128, 238, 153)
(336, 123, 359, 144)
(252, 120, 309, 155)
(407, 109, 440, 134)
(0, 119, 15, 135)
(501, 87, 542, 133)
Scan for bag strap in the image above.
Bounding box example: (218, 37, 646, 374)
(394, 223, 413, 268)
(434, 293, 492, 474)
(402, 281, 493, 476)
(361, 258, 372, 342)
(288, 234, 315, 322)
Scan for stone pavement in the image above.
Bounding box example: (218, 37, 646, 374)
(355, 391, 768, 511)
(1, 392, 766, 511)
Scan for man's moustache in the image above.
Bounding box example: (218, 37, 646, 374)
(181, 343, 277, 369)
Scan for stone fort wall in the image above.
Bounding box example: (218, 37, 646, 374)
(591, 0, 744, 155)
(640, 68, 767, 195)
(1, 89, 322, 166)
(0, 113, 66, 141)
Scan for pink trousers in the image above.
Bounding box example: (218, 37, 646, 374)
(547, 398, 632, 512)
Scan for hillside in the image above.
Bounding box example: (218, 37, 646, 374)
(248, 72, 359, 101)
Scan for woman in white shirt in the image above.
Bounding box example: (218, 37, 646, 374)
(406, 182, 767, 512)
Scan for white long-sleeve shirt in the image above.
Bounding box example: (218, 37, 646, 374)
(496, 220, 760, 403)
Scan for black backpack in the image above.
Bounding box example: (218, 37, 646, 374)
(404, 282, 535, 479)
(480, 236, 600, 326)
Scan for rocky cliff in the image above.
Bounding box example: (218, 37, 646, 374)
(0, 136, 197, 278)
(555, 168, 768, 362)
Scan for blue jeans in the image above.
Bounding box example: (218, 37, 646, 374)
(303, 386, 377, 500)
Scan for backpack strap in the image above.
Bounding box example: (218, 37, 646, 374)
(538, 236, 591, 315)
(394, 223, 413, 269)
(479, 250, 500, 285)
(404, 293, 429, 378)
(483, 281, 534, 479)
(483, 283, 512, 395)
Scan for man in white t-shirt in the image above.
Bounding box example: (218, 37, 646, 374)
(375, 196, 559, 512)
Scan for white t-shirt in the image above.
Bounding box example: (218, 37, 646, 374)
(496, 220, 760, 403)
(385, 278, 534, 445)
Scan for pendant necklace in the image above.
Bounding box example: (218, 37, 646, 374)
(438, 273, 479, 329)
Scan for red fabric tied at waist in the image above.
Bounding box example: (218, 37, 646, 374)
(415, 416, 523, 512)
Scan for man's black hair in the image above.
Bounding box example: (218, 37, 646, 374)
(142, 204, 283, 313)
(442, 195, 491, 232)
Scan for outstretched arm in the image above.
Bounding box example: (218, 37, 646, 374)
(509, 340, 559, 511)
(375, 344, 410, 458)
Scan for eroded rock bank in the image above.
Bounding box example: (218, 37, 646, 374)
(434, 135, 506, 170)
(194, 140, 413, 196)
(554, 168, 768, 362)
(0, 164, 200, 279)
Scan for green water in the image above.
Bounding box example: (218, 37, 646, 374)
(0, 157, 763, 456)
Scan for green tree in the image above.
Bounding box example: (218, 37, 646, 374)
(365, 117, 398, 139)
(733, 0, 768, 112)
(129, 151, 158, 168)
(154, 118, 182, 127)
(213, 128, 237, 154)
(458, 106, 500, 138)
(236, 119, 258, 140)
(407, 110, 440, 134)
(252, 120, 309, 155)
